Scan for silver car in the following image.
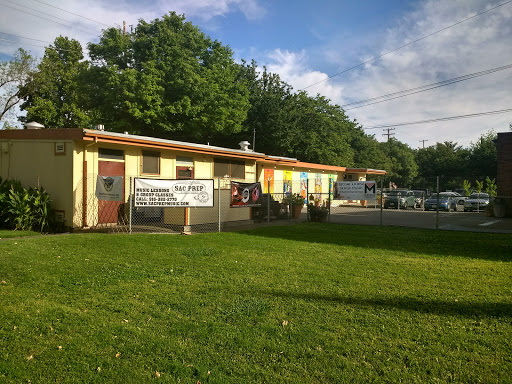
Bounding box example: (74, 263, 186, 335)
(464, 193, 490, 212)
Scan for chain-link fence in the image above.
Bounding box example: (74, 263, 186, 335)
(73, 174, 512, 234)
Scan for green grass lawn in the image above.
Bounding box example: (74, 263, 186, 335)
(1, 223, 511, 383)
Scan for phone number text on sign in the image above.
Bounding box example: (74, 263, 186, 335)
(134, 178, 214, 207)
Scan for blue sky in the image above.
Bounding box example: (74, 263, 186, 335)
(1, 0, 511, 149)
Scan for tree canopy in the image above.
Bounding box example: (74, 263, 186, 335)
(4, 12, 500, 188)
(86, 12, 250, 141)
(20, 37, 89, 128)
(0, 48, 35, 123)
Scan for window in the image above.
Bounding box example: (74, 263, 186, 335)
(214, 158, 245, 179)
(142, 150, 160, 174)
(99, 148, 124, 160)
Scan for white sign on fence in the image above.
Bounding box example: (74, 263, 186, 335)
(333, 181, 377, 200)
(134, 178, 214, 207)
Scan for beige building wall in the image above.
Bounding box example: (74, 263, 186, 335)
(0, 138, 75, 225)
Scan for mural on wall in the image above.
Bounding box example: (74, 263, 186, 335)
(315, 173, 322, 200)
(300, 172, 308, 203)
(263, 169, 274, 194)
(329, 174, 336, 200)
(283, 170, 292, 195)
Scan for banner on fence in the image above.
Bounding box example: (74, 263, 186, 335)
(134, 178, 214, 207)
(333, 181, 377, 200)
(230, 181, 262, 207)
(96, 175, 123, 201)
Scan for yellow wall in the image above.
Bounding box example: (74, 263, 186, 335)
(0, 139, 75, 226)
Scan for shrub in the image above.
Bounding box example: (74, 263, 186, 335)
(0, 177, 58, 232)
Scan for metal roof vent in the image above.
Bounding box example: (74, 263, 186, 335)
(238, 140, 251, 151)
(25, 121, 44, 129)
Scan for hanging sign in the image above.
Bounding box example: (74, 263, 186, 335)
(333, 181, 377, 200)
(230, 181, 262, 207)
(96, 175, 123, 201)
(134, 178, 214, 207)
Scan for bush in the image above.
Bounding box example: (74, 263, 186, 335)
(0, 177, 59, 232)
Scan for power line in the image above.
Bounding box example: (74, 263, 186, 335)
(300, 0, 512, 91)
(343, 63, 512, 110)
(0, 31, 55, 45)
(363, 109, 512, 130)
(27, 0, 111, 28)
(0, 1, 101, 37)
(0, 37, 82, 52)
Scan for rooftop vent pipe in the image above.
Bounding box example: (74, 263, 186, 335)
(238, 140, 251, 151)
(24, 121, 44, 129)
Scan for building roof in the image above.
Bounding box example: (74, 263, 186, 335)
(0, 127, 386, 174)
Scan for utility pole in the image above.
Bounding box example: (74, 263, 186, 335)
(382, 127, 395, 142)
(123, 21, 126, 35)
(419, 139, 428, 148)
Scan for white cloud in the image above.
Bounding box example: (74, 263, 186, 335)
(261, 0, 512, 148)
(266, 49, 343, 103)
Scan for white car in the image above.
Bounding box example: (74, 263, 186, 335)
(464, 193, 490, 212)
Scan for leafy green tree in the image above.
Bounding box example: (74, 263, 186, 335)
(485, 176, 497, 197)
(475, 179, 484, 193)
(0, 48, 36, 123)
(381, 138, 418, 188)
(463, 180, 472, 196)
(414, 141, 469, 190)
(87, 12, 250, 141)
(20, 37, 90, 128)
(468, 131, 497, 180)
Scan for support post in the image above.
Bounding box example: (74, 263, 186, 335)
(436, 176, 440, 230)
(380, 177, 383, 226)
(218, 178, 221, 232)
(267, 179, 270, 224)
(129, 177, 132, 234)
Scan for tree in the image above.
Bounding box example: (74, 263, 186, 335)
(87, 12, 250, 140)
(20, 37, 90, 128)
(0, 48, 36, 123)
(381, 138, 418, 188)
(468, 131, 497, 180)
(414, 141, 469, 190)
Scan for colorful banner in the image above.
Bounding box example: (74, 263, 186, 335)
(134, 178, 214, 207)
(230, 181, 262, 207)
(333, 181, 377, 200)
(263, 169, 274, 194)
(283, 171, 292, 194)
(329, 174, 336, 199)
(315, 173, 322, 200)
(300, 172, 308, 202)
(96, 175, 123, 201)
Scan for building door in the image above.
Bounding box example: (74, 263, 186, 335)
(98, 158, 125, 224)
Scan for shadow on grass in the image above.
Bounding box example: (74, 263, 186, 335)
(238, 223, 512, 262)
(263, 288, 512, 319)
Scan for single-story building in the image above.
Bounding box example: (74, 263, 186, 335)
(0, 127, 386, 230)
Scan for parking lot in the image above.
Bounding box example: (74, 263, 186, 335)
(328, 206, 512, 233)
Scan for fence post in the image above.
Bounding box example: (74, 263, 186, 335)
(306, 177, 310, 222)
(380, 177, 383, 226)
(436, 176, 440, 230)
(328, 178, 332, 223)
(267, 179, 270, 224)
(129, 177, 132, 234)
(218, 177, 221, 232)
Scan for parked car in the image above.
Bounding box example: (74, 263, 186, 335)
(383, 190, 416, 209)
(464, 193, 490, 212)
(424, 195, 458, 211)
(412, 190, 426, 208)
(440, 191, 467, 205)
